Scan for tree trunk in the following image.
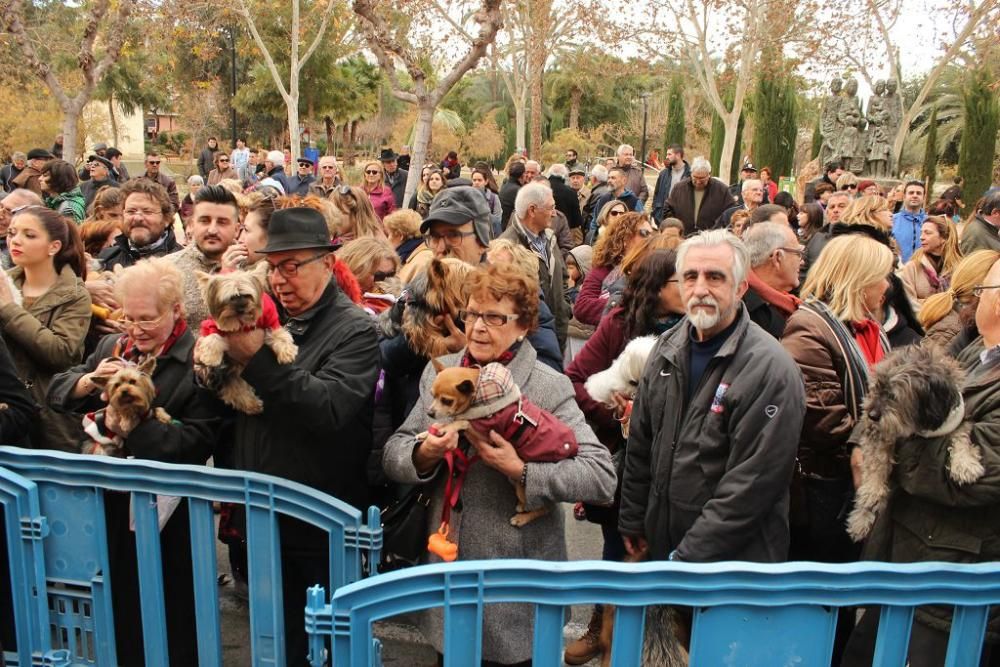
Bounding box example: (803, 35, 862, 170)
(348, 120, 359, 165)
(108, 97, 120, 147)
(324, 116, 335, 155)
(569, 86, 581, 131)
(62, 113, 80, 166)
(528, 53, 544, 157)
(404, 104, 435, 203)
(513, 95, 527, 152)
(286, 93, 300, 162)
(342, 123, 350, 161)
(720, 113, 740, 185)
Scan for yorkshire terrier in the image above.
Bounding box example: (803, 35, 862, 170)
(82, 357, 171, 456)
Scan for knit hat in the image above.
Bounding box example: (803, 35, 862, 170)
(567, 245, 593, 280)
(420, 185, 492, 248)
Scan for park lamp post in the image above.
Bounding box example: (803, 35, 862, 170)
(639, 91, 650, 173)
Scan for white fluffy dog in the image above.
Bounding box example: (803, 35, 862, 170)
(585, 335, 658, 404)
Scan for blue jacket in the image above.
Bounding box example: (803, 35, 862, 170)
(651, 161, 691, 222)
(893, 209, 926, 263)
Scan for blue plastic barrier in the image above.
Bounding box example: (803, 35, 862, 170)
(0, 447, 381, 667)
(305, 559, 1000, 667)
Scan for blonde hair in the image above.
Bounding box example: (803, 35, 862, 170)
(486, 238, 541, 287)
(383, 208, 423, 240)
(835, 172, 859, 191)
(115, 256, 185, 316)
(919, 249, 1000, 330)
(801, 235, 893, 321)
(336, 236, 399, 286)
(909, 215, 962, 276)
(842, 195, 891, 231)
(329, 185, 384, 239)
(361, 160, 385, 193)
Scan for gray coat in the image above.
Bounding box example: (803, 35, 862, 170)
(618, 306, 806, 562)
(382, 342, 616, 664)
(960, 216, 1000, 256)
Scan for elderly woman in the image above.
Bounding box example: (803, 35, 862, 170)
(383, 262, 616, 666)
(337, 236, 401, 316)
(47, 256, 224, 665)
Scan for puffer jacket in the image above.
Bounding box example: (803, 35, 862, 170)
(619, 306, 806, 562)
(0, 265, 91, 451)
(862, 337, 1000, 642)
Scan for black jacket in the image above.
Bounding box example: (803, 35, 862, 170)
(619, 306, 806, 562)
(651, 161, 691, 222)
(233, 280, 380, 534)
(549, 175, 584, 230)
(663, 177, 735, 235)
(98, 227, 182, 271)
(499, 179, 521, 230)
(385, 168, 408, 209)
(743, 287, 789, 339)
(266, 165, 290, 194)
(0, 333, 36, 444)
(80, 177, 119, 209)
(198, 146, 218, 179)
(287, 174, 315, 196)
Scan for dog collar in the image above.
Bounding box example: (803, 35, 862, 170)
(918, 397, 965, 438)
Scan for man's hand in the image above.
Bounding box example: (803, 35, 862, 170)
(465, 427, 523, 479)
(226, 328, 265, 365)
(623, 535, 649, 559)
(86, 277, 120, 310)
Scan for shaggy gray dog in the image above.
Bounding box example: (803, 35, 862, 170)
(847, 343, 984, 541)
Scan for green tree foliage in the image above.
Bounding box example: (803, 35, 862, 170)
(752, 74, 798, 179)
(664, 76, 685, 149)
(922, 106, 939, 196)
(958, 67, 999, 214)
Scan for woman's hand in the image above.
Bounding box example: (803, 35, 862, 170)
(436, 314, 467, 354)
(413, 425, 459, 475)
(465, 427, 524, 480)
(221, 242, 250, 271)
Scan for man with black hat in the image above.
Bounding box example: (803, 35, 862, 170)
(380, 148, 408, 208)
(287, 156, 315, 196)
(78, 142, 109, 181)
(729, 161, 769, 206)
(80, 154, 120, 209)
(11, 148, 52, 196)
(218, 206, 379, 666)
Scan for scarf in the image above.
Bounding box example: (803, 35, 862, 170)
(747, 270, 802, 317)
(460, 340, 521, 368)
(511, 217, 558, 286)
(45, 187, 86, 223)
(920, 254, 944, 292)
(416, 187, 437, 206)
(116, 317, 187, 364)
(851, 319, 885, 368)
(129, 231, 173, 259)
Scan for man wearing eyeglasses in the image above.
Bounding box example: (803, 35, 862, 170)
(742, 222, 803, 338)
(0, 189, 43, 269)
(287, 156, 316, 196)
(139, 152, 179, 213)
(218, 206, 379, 666)
(309, 156, 342, 197)
(718, 177, 766, 230)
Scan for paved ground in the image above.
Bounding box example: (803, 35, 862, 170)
(217, 504, 605, 665)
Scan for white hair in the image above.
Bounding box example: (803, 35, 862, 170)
(514, 182, 552, 220)
(741, 178, 762, 194)
(525, 160, 540, 171)
(590, 164, 609, 183)
(187, 174, 204, 187)
(266, 150, 284, 165)
(676, 229, 749, 285)
(690, 157, 712, 175)
(548, 163, 568, 179)
(616, 144, 634, 156)
(743, 222, 791, 267)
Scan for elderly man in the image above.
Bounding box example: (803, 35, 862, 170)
(287, 156, 315, 196)
(582, 164, 610, 226)
(219, 207, 380, 666)
(99, 179, 181, 270)
(742, 222, 803, 338)
(168, 185, 240, 330)
(11, 148, 52, 196)
(663, 157, 735, 235)
(718, 178, 765, 229)
(568, 166, 589, 213)
(961, 190, 1000, 255)
(615, 143, 648, 205)
(1, 152, 27, 191)
(499, 182, 570, 348)
(619, 229, 805, 564)
(0, 189, 43, 268)
(309, 155, 342, 198)
(523, 159, 541, 182)
(420, 186, 494, 266)
(729, 162, 769, 205)
(548, 163, 584, 243)
(139, 152, 179, 213)
(380, 148, 408, 208)
(80, 155, 120, 209)
(651, 143, 691, 223)
(263, 149, 290, 193)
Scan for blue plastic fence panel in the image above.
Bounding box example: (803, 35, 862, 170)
(312, 560, 1000, 667)
(872, 605, 914, 666)
(0, 447, 381, 667)
(531, 603, 564, 665)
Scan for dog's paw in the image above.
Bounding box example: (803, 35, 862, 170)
(948, 432, 985, 484)
(267, 329, 298, 364)
(153, 407, 172, 424)
(220, 380, 264, 415)
(510, 513, 531, 528)
(196, 335, 226, 367)
(846, 507, 876, 542)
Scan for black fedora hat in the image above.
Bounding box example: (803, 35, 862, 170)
(259, 207, 337, 254)
(379, 148, 399, 162)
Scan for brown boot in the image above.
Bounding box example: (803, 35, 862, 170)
(564, 606, 603, 665)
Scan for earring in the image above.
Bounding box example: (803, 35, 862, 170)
(516, 335, 525, 342)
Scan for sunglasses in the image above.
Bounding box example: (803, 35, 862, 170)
(147, 160, 161, 165)
(373, 270, 396, 282)
(219, 158, 230, 162)
(609, 209, 626, 217)
(841, 184, 858, 190)
(365, 169, 381, 175)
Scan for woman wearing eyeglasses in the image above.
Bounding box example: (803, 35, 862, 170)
(383, 262, 615, 667)
(48, 257, 225, 665)
(836, 171, 859, 195)
(361, 159, 396, 221)
(207, 152, 238, 186)
(0, 206, 91, 452)
(573, 211, 655, 326)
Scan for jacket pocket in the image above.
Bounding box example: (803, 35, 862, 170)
(892, 507, 982, 563)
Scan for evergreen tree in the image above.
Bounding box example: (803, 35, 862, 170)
(664, 77, 685, 149)
(922, 106, 939, 198)
(958, 67, 999, 215)
(752, 73, 798, 179)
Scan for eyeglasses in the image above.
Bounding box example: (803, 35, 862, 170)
(266, 252, 329, 278)
(459, 309, 518, 327)
(972, 285, 1000, 297)
(320, 165, 337, 170)
(147, 160, 161, 165)
(609, 210, 626, 217)
(219, 158, 230, 163)
(120, 311, 169, 332)
(778, 246, 806, 258)
(124, 207, 161, 218)
(841, 184, 858, 191)
(373, 270, 396, 282)
(1, 204, 30, 216)
(424, 230, 477, 247)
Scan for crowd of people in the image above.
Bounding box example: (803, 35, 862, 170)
(0, 137, 999, 667)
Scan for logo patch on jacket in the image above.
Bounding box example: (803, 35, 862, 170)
(710, 382, 729, 414)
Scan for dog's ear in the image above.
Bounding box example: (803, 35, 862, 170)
(136, 356, 157, 377)
(428, 259, 447, 287)
(431, 357, 445, 374)
(195, 271, 213, 292)
(249, 261, 269, 290)
(90, 374, 111, 388)
(457, 379, 475, 395)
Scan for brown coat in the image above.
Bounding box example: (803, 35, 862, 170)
(924, 308, 964, 349)
(899, 255, 947, 313)
(11, 165, 42, 196)
(0, 265, 92, 451)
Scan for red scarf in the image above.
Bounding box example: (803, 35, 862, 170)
(851, 319, 884, 368)
(747, 270, 802, 317)
(460, 342, 519, 368)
